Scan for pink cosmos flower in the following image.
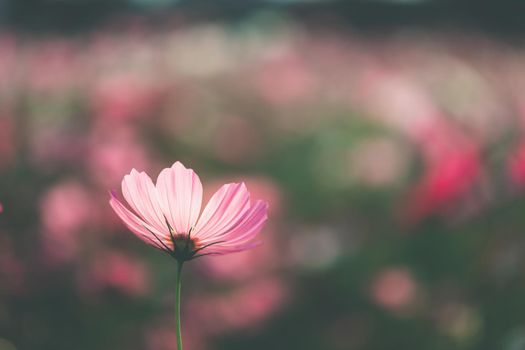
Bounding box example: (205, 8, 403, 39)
(77, 250, 149, 298)
(90, 73, 162, 122)
(405, 148, 480, 221)
(109, 161, 269, 262)
(88, 127, 151, 188)
(401, 118, 482, 223)
(370, 267, 417, 311)
(186, 277, 287, 334)
(40, 181, 98, 264)
(508, 141, 525, 187)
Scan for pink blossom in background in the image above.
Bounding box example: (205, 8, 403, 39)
(288, 225, 343, 270)
(187, 277, 287, 334)
(77, 251, 148, 298)
(87, 129, 151, 188)
(25, 40, 79, 93)
(41, 181, 96, 235)
(357, 69, 441, 137)
(518, 103, 525, 130)
(87, 128, 154, 234)
(345, 138, 408, 188)
(30, 126, 87, 167)
(508, 142, 525, 187)
(507, 100, 525, 187)
(405, 147, 481, 222)
(411, 118, 476, 166)
(90, 73, 163, 122)
(87, 34, 121, 66)
(303, 38, 363, 103)
(40, 181, 97, 263)
(253, 52, 317, 106)
(401, 118, 482, 222)
(370, 267, 417, 311)
(109, 161, 269, 260)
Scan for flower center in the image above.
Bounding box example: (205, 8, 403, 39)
(171, 234, 199, 262)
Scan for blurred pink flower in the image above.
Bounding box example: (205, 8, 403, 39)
(346, 138, 408, 188)
(357, 70, 440, 137)
(30, 126, 87, 166)
(41, 181, 96, 235)
(402, 118, 482, 222)
(253, 52, 317, 105)
(88, 129, 151, 188)
(289, 225, 342, 270)
(25, 40, 79, 92)
(406, 148, 481, 222)
(91, 73, 162, 122)
(508, 142, 525, 187)
(109, 161, 269, 261)
(412, 118, 475, 165)
(77, 250, 149, 297)
(40, 181, 97, 263)
(187, 277, 287, 334)
(371, 267, 417, 311)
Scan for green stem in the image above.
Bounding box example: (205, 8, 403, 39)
(175, 261, 184, 350)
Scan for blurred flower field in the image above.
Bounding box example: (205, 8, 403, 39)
(2, 11, 525, 350)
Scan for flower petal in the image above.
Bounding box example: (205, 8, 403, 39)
(122, 169, 167, 233)
(199, 200, 268, 247)
(109, 193, 173, 251)
(193, 182, 250, 240)
(156, 161, 203, 235)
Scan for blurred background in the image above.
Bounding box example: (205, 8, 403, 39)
(2, 0, 525, 349)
